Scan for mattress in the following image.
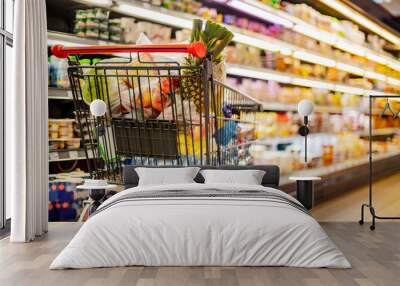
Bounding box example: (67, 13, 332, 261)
(50, 183, 351, 269)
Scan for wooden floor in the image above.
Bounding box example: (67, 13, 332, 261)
(0, 222, 399, 286)
(312, 172, 400, 221)
(2, 173, 400, 286)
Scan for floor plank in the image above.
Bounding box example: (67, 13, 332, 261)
(311, 172, 400, 222)
(1, 222, 400, 286)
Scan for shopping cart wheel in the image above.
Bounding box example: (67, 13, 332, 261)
(358, 219, 364, 225)
(370, 225, 375, 231)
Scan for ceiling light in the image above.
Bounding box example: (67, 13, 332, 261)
(318, 0, 400, 45)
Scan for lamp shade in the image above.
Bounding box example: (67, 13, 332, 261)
(297, 99, 314, 117)
(90, 99, 107, 117)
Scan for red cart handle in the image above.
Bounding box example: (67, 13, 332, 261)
(51, 42, 206, 59)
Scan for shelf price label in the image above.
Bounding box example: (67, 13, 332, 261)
(49, 152, 60, 161)
(69, 150, 79, 159)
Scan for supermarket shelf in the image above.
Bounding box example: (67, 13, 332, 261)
(257, 128, 398, 146)
(261, 102, 380, 115)
(48, 31, 393, 98)
(49, 172, 90, 178)
(262, 102, 341, 113)
(49, 148, 93, 162)
(228, 0, 400, 75)
(69, 0, 400, 87)
(358, 127, 399, 137)
(280, 150, 400, 203)
(48, 87, 85, 101)
(47, 31, 126, 57)
(226, 64, 390, 96)
(49, 172, 90, 184)
(48, 87, 73, 100)
(316, 0, 400, 47)
(257, 132, 334, 146)
(48, 30, 109, 46)
(280, 150, 400, 186)
(47, 55, 386, 113)
(49, 138, 80, 141)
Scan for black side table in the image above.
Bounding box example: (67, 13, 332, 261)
(77, 180, 117, 215)
(289, 177, 321, 210)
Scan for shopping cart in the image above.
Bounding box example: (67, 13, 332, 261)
(52, 43, 261, 183)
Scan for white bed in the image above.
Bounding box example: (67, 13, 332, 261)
(50, 183, 351, 269)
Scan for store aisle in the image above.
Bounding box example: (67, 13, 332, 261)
(312, 173, 400, 222)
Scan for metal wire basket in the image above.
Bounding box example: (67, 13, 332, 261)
(52, 43, 261, 183)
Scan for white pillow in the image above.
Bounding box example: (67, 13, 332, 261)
(135, 167, 200, 186)
(200, 169, 266, 185)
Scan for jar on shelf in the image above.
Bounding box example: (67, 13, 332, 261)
(322, 144, 334, 166)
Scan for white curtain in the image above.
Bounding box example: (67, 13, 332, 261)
(7, 0, 48, 242)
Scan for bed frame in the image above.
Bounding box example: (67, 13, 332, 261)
(86, 165, 280, 215)
(122, 165, 280, 189)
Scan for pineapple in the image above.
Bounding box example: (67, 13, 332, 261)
(181, 19, 233, 113)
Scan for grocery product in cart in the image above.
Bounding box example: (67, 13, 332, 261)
(80, 55, 176, 118)
(51, 20, 261, 182)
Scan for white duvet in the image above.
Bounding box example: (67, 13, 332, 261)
(50, 183, 350, 269)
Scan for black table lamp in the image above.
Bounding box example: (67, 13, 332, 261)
(297, 99, 314, 163)
(90, 99, 107, 177)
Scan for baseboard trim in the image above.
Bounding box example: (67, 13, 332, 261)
(0, 218, 11, 239)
